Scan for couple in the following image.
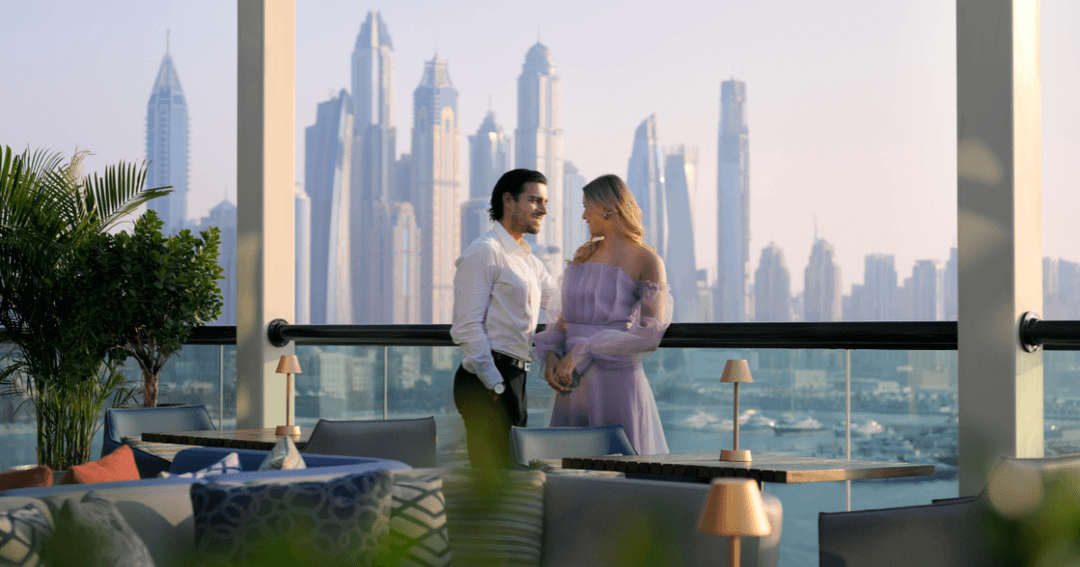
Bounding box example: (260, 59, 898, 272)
(450, 168, 670, 469)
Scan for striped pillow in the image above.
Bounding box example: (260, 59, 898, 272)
(442, 469, 546, 567)
(384, 473, 452, 567)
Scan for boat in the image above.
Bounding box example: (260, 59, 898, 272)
(714, 410, 776, 432)
(773, 416, 824, 436)
(833, 419, 884, 438)
(683, 410, 720, 430)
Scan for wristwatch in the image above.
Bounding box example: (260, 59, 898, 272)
(492, 383, 506, 395)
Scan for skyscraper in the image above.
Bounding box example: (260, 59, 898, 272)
(716, 79, 749, 322)
(627, 115, 666, 256)
(410, 56, 461, 324)
(664, 145, 699, 322)
(516, 42, 564, 276)
(804, 238, 842, 322)
(367, 202, 420, 324)
(754, 243, 791, 322)
(351, 11, 397, 322)
(864, 253, 898, 321)
(463, 110, 510, 248)
(304, 89, 353, 324)
(944, 247, 958, 320)
(912, 260, 943, 321)
(294, 183, 311, 324)
(198, 200, 236, 326)
(563, 161, 588, 260)
(146, 42, 189, 235)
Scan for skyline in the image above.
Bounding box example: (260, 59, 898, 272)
(4, 1, 1079, 297)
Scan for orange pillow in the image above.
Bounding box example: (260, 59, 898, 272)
(0, 465, 53, 491)
(60, 444, 140, 485)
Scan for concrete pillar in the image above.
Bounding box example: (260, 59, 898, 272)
(957, 0, 1042, 496)
(236, 0, 296, 429)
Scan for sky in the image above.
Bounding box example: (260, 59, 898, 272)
(3, 1, 1078, 296)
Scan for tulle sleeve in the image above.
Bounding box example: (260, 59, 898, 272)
(569, 281, 674, 373)
(532, 271, 567, 366)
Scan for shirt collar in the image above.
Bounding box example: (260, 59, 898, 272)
(493, 221, 531, 255)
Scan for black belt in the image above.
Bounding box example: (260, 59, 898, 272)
(493, 351, 531, 372)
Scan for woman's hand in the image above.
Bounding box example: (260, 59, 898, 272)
(545, 352, 570, 393)
(554, 354, 577, 388)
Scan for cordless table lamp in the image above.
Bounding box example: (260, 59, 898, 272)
(698, 477, 772, 567)
(720, 359, 753, 462)
(275, 355, 302, 436)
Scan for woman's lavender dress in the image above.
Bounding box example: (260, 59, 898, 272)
(533, 262, 671, 455)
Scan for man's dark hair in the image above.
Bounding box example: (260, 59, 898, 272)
(489, 169, 547, 222)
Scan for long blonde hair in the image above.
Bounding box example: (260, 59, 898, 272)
(572, 174, 647, 263)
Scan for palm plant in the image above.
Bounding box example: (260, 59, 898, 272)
(0, 145, 170, 469)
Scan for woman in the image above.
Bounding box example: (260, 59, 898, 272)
(533, 174, 671, 455)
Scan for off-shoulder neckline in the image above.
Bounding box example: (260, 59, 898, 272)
(572, 261, 664, 288)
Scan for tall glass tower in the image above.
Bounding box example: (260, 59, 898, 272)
(351, 11, 396, 322)
(664, 145, 699, 322)
(716, 78, 749, 322)
(804, 237, 842, 322)
(411, 56, 461, 324)
(516, 42, 564, 276)
(145, 42, 189, 235)
(754, 243, 792, 322)
(463, 110, 510, 248)
(627, 114, 666, 256)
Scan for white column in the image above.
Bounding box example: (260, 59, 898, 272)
(957, 0, 1042, 496)
(236, 0, 296, 429)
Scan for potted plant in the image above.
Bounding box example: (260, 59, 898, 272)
(78, 209, 224, 407)
(0, 146, 168, 470)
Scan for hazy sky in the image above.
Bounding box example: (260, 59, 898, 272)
(3, 1, 1078, 296)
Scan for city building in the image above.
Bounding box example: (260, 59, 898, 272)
(366, 202, 420, 324)
(627, 115, 666, 256)
(754, 242, 792, 322)
(804, 238, 842, 322)
(912, 259, 944, 321)
(145, 42, 190, 236)
(864, 253, 898, 321)
(294, 183, 311, 324)
(716, 79, 750, 322)
(410, 56, 461, 324)
(664, 145, 699, 322)
(304, 89, 353, 324)
(515, 42, 564, 277)
(351, 11, 397, 323)
(197, 200, 237, 326)
(463, 110, 510, 248)
(563, 161, 588, 260)
(944, 247, 958, 320)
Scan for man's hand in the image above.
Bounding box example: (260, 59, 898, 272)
(545, 351, 570, 393)
(554, 354, 577, 388)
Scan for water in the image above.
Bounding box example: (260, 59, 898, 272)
(2, 408, 957, 567)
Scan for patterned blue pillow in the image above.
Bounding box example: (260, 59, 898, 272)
(158, 452, 242, 479)
(0, 504, 51, 567)
(190, 469, 393, 566)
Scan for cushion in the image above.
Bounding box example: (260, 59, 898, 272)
(0, 466, 53, 492)
(0, 503, 52, 567)
(158, 452, 242, 479)
(258, 436, 307, 471)
(382, 473, 452, 567)
(190, 469, 393, 566)
(442, 469, 546, 567)
(59, 444, 140, 485)
(122, 436, 201, 462)
(43, 491, 155, 567)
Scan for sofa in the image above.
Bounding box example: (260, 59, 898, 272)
(1, 448, 784, 567)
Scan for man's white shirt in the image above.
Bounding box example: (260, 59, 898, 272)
(451, 222, 559, 389)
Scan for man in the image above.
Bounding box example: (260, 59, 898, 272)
(451, 169, 559, 468)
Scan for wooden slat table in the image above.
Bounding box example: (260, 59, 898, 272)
(562, 452, 935, 484)
(142, 428, 313, 451)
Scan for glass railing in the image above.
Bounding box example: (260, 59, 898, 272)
(7, 320, 1080, 567)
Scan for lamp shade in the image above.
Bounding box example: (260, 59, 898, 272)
(720, 359, 753, 384)
(276, 355, 302, 374)
(697, 478, 772, 537)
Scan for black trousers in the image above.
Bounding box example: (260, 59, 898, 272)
(453, 358, 527, 469)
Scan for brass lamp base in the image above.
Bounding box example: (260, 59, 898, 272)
(720, 449, 752, 462)
(275, 425, 301, 436)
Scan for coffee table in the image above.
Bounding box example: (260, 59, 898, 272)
(563, 452, 935, 484)
(142, 428, 313, 451)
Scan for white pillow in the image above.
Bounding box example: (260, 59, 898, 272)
(258, 436, 307, 471)
(158, 452, 243, 479)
